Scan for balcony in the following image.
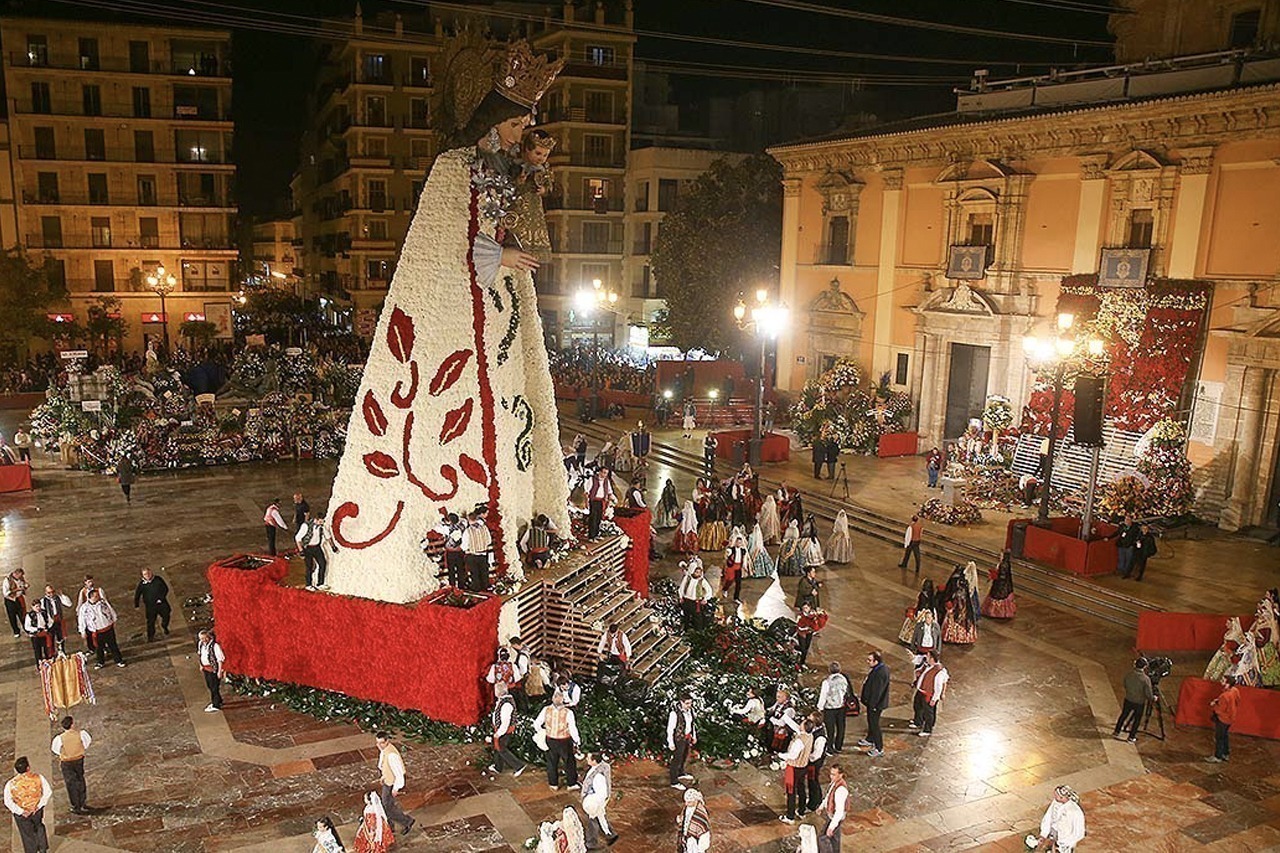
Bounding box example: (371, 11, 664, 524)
(560, 60, 628, 81)
(25, 234, 231, 251)
(542, 106, 627, 126)
(555, 238, 624, 255)
(23, 190, 233, 208)
(5, 52, 231, 77)
(179, 235, 235, 249)
(17, 145, 230, 165)
(544, 194, 625, 213)
(12, 101, 231, 122)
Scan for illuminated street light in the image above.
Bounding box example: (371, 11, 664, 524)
(576, 277, 619, 421)
(733, 287, 789, 466)
(145, 264, 178, 352)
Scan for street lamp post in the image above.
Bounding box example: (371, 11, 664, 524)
(145, 264, 177, 353)
(734, 288, 789, 467)
(1023, 312, 1106, 529)
(576, 277, 618, 421)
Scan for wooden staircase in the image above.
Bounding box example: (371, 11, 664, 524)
(512, 536, 689, 683)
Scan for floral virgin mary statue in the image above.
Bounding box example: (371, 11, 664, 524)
(324, 41, 569, 603)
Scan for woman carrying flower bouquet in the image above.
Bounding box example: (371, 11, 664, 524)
(899, 578, 937, 644)
(981, 551, 1017, 619)
(941, 578, 978, 645)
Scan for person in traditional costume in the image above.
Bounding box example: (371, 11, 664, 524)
(937, 565, 965, 614)
(676, 787, 711, 852)
(963, 560, 982, 623)
(581, 753, 619, 848)
(50, 715, 91, 815)
(352, 791, 393, 853)
(674, 501, 699, 554)
(1228, 628, 1263, 687)
(899, 578, 938, 644)
(519, 513, 559, 571)
(778, 718, 814, 824)
(1252, 596, 1280, 686)
(373, 732, 415, 835)
(597, 622, 632, 671)
(697, 491, 728, 552)
(722, 531, 748, 601)
(614, 432, 636, 475)
(942, 578, 978, 645)
(625, 475, 645, 510)
(681, 399, 697, 439)
(78, 589, 124, 668)
(981, 551, 1017, 619)
(586, 467, 615, 541)
(801, 514, 825, 569)
(488, 681, 527, 777)
(803, 713, 829, 815)
(776, 520, 804, 576)
(728, 687, 767, 747)
(702, 433, 718, 476)
(678, 564, 714, 632)
(23, 603, 54, 668)
(759, 493, 781, 544)
(3, 568, 29, 638)
(1030, 785, 1086, 853)
(197, 629, 225, 712)
(667, 695, 697, 789)
(655, 479, 680, 529)
(909, 650, 949, 737)
(5, 757, 52, 853)
(38, 585, 71, 650)
(311, 816, 345, 853)
(767, 689, 799, 753)
(820, 764, 849, 852)
(795, 603, 828, 668)
(1204, 617, 1247, 682)
(826, 510, 853, 565)
(746, 522, 775, 578)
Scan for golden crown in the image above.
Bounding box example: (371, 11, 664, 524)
(494, 40, 564, 109)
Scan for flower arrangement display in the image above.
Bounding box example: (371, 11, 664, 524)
(229, 580, 811, 766)
(1097, 418, 1195, 521)
(983, 395, 1013, 433)
(919, 496, 983, 526)
(790, 359, 912, 454)
(1022, 277, 1210, 436)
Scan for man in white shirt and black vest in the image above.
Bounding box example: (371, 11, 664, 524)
(463, 510, 493, 591)
(295, 510, 331, 590)
(50, 716, 92, 814)
(587, 467, 614, 539)
(487, 682, 527, 777)
(533, 692, 581, 790)
(910, 649, 949, 737)
(77, 589, 124, 668)
(197, 629, 225, 712)
(374, 732, 415, 835)
(667, 694, 697, 789)
(822, 763, 849, 852)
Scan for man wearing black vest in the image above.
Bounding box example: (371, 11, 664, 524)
(133, 568, 172, 641)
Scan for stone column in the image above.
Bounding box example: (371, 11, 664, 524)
(874, 168, 903, 377)
(1070, 156, 1109, 274)
(1221, 365, 1268, 530)
(912, 327, 930, 434)
(1167, 147, 1214, 279)
(777, 175, 803, 390)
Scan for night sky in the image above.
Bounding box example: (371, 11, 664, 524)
(5, 0, 1115, 215)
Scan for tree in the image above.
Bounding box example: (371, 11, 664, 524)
(233, 289, 330, 346)
(180, 319, 219, 349)
(0, 250, 64, 357)
(650, 155, 783, 355)
(85, 295, 127, 357)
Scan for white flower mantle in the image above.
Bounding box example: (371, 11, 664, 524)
(324, 148, 570, 604)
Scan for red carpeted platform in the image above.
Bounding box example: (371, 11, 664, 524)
(1136, 611, 1254, 651)
(612, 507, 651, 598)
(0, 463, 33, 493)
(1175, 677, 1280, 740)
(877, 432, 919, 458)
(710, 429, 791, 462)
(1007, 517, 1118, 576)
(208, 555, 501, 726)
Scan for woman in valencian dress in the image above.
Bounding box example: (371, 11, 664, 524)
(323, 43, 570, 603)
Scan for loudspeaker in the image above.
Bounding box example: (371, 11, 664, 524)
(1073, 375, 1106, 446)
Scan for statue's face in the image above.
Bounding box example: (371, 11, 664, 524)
(495, 114, 530, 148)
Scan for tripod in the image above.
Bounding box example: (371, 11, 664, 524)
(1140, 686, 1172, 740)
(827, 461, 850, 500)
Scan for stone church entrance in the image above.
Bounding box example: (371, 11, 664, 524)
(944, 343, 990, 439)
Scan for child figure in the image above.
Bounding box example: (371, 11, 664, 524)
(504, 127, 556, 260)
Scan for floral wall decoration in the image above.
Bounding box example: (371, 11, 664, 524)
(790, 359, 912, 454)
(1021, 276, 1211, 436)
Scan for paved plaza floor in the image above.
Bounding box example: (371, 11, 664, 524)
(1, 421, 1278, 851)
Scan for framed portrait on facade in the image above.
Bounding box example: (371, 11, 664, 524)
(946, 245, 989, 280)
(204, 302, 234, 339)
(1098, 248, 1149, 288)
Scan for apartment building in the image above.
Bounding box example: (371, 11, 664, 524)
(249, 217, 297, 279)
(1, 18, 236, 351)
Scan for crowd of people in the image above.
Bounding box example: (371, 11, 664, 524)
(0, 354, 63, 394)
(548, 346, 655, 397)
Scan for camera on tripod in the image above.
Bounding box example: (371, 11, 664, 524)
(1144, 656, 1173, 691)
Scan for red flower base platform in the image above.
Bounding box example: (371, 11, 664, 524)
(1136, 611, 1256, 652)
(0, 462, 33, 493)
(1006, 517, 1118, 576)
(207, 555, 502, 726)
(709, 430, 791, 463)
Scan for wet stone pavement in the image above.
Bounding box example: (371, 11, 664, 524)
(1, 441, 1278, 852)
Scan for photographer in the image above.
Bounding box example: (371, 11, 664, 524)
(1112, 658, 1153, 743)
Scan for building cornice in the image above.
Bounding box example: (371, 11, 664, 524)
(768, 84, 1280, 174)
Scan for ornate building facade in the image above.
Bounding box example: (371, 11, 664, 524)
(769, 53, 1280, 530)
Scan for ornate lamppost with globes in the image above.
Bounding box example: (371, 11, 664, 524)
(1022, 312, 1106, 528)
(575, 277, 619, 421)
(733, 288, 789, 467)
(145, 264, 178, 353)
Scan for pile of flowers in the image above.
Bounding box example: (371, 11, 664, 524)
(983, 395, 1013, 433)
(230, 585, 811, 766)
(919, 496, 983, 526)
(1097, 418, 1195, 521)
(790, 359, 912, 454)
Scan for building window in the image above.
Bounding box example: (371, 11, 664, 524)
(40, 216, 62, 249)
(584, 134, 611, 165)
(1126, 208, 1154, 248)
(586, 45, 615, 66)
(137, 175, 157, 206)
(132, 86, 151, 118)
(584, 177, 610, 211)
(409, 98, 429, 129)
(135, 130, 155, 162)
(37, 172, 59, 203)
(368, 179, 387, 211)
(364, 136, 386, 157)
(585, 91, 613, 122)
(174, 85, 220, 119)
(635, 222, 652, 254)
(365, 96, 387, 127)
(967, 212, 994, 246)
(825, 216, 850, 265)
(410, 138, 431, 159)
(34, 127, 56, 159)
(363, 53, 388, 84)
(91, 217, 112, 248)
(895, 352, 910, 386)
(410, 57, 430, 87)
(84, 128, 106, 161)
(82, 85, 103, 116)
(26, 35, 49, 67)
(139, 217, 159, 249)
(1229, 9, 1261, 48)
(175, 129, 217, 163)
(368, 219, 388, 240)
(583, 221, 611, 253)
(88, 173, 109, 204)
(93, 259, 115, 293)
(79, 37, 100, 70)
(658, 178, 678, 212)
(582, 263, 610, 290)
(31, 82, 52, 114)
(635, 181, 649, 212)
(367, 259, 390, 282)
(129, 40, 150, 73)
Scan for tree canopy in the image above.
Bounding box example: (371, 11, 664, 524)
(0, 250, 65, 356)
(650, 154, 783, 355)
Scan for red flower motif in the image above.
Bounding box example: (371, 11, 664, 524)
(387, 306, 415, 364)
(332, 500, 405, 550)
(391, 361, 420, 410)
(363, 451, 400, 479)
(459, 453, 488, 486)
(362, 391, 389, 437)
(439, 399, 474, 445)
(429, 349, 473, 397)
